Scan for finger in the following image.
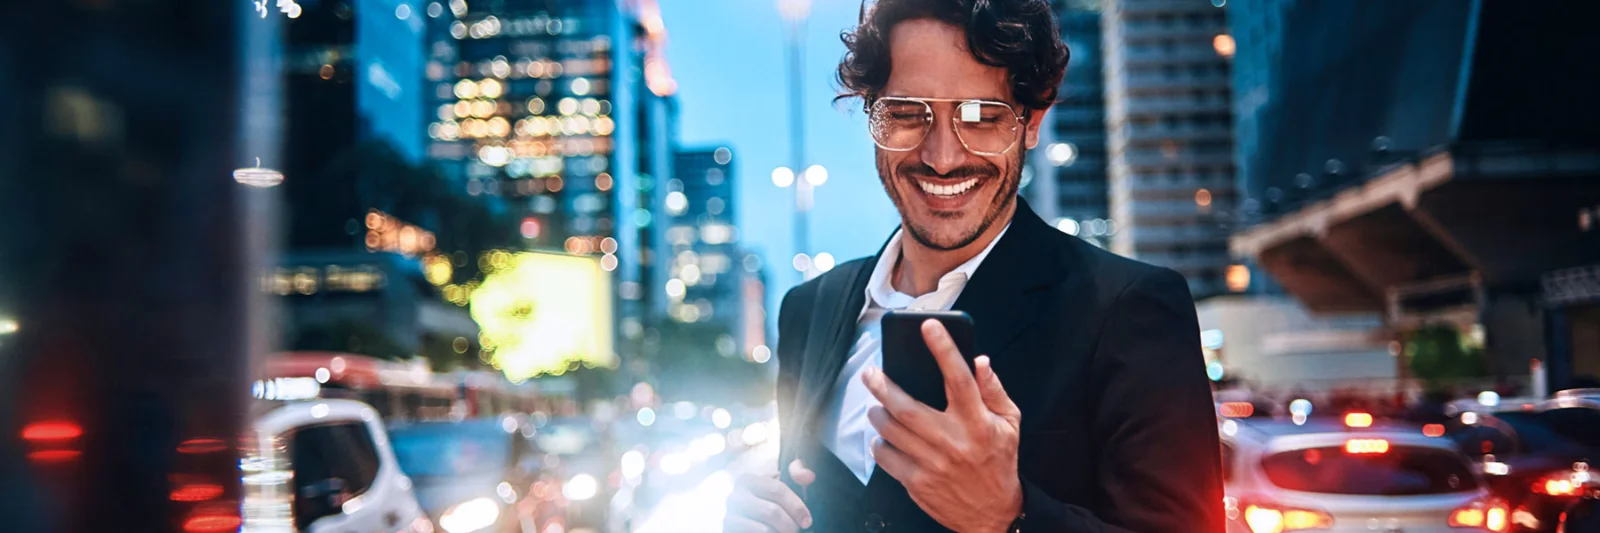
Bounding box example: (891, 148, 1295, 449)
(975, 356, 1021, 426)
(787, 459, 816, 487)
(871, 437, 921, 487)
(727, 490, 805, 533)
(921, 319, 982, 414)
(867, 405, 942, 462)
(735, 474, 813, 529)
(862, 366, 941, 434)
(722, 514, 775, 533)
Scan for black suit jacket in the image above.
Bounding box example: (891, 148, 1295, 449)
(774, 198, 1225, 532)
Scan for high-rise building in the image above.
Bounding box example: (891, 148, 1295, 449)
(1101, 0, 1237, 299)
(282, 0, 433, 249)
(1226, 0, 1600, 387)
(665, 148, 748, 346)
(1029, 0, 1111, 245)
(422, 0, 678, 371)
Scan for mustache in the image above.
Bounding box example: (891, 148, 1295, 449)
(895, 160, 998, 181)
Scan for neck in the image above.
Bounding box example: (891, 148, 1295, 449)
(892, 202, 1016, 296)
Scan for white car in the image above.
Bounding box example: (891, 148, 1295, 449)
(243, 399, 432, 533)
(1221, 416, 1507, 533)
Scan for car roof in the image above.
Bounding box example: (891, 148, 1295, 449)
(253, 399, 380, 435)
(1225, 417, 1451, 451)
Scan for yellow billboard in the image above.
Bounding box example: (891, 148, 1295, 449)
(469, 251, 614, 382)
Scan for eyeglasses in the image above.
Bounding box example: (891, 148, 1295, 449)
(867, 97, 1025, 156)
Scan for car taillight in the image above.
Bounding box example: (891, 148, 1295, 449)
(1344, 412, 1373, 428)
(1344, 438, 1389, 454)
(1243, 504, 1333, 533)
(1450, 500, 1508, 531)
(1423, 423, 1446, 437)
(1532, 475, 1580, 497)
(1220, 402, 1255, 418)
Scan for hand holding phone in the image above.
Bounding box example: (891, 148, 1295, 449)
(879, 310, 976, 411)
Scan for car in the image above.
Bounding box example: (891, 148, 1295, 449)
(1221, 415, 1506, 533)
(1446, 399, 1600, 532)
(534, 417, 617, 532)
(387, 417, 564, 533)
(243, 398, 431, 533)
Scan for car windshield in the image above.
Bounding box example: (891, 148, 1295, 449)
(388, 421, 513, 478)
(1261, 444, 1480, 495)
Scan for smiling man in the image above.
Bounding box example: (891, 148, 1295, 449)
(723, 1, 1224, 532)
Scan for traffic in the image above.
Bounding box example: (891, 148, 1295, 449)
(1217, 390, 1600, 533)
(240, 351, 774, 533)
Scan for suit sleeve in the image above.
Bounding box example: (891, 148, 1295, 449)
(775, 286, 806, 438)
(1020, 268, 1225, 533)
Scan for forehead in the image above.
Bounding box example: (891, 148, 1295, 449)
(882, 18, 1012, 102)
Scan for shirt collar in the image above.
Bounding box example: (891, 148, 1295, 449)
(863, 223, 1011, 310)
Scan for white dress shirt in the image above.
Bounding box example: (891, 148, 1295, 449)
(818, 225, 1009, 484)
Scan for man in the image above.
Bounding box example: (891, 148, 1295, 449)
(724, 1, 1224, 531)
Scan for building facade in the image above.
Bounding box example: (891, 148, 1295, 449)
(422, 0, 679, 370)
(1029, 0, 1112, 247)
(1101, 0, 1237, 299)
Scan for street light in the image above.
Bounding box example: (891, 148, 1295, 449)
(779, 0, 814, 276)
(805, 164, 828, 186)
(772, 166, 795, 188)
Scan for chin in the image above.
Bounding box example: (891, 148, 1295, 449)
(898, 178, 1013, 251)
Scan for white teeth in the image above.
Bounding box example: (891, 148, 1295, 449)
(916, 178, 978, 197)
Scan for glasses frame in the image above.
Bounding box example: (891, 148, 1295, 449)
(867, 96, 1029, 156)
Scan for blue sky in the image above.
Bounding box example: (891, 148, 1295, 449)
(659, 0, 901, 298)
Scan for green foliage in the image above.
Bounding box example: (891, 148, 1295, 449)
(1405, 324, 1488, 390)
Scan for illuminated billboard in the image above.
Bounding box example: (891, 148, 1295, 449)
(469, 252, 614, 382)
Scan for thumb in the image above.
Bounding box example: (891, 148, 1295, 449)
(975, 356, 1021, 426)
(788, 458, 816, 487)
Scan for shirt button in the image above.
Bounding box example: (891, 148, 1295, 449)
(864, 513, 885, 532)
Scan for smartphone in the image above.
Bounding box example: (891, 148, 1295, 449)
(879, 310, 977, 411)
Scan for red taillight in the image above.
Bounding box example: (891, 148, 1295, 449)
(1345, 439, 1389, 454)
(1423, 424, 1446, 437)
(1450, 501, 1508, 531)
(1533, 475, 1580, 497)
(22, 421, 82, 441)
(27, 449, 82, 462)
(171, 483, 225, 502)
(177, 438, 228, 454)
(1220, 402, 1255, 418)
(1344, 412, 1373, 428)
(1241, 504, 1333, 533)
(183, 512, 242, 533)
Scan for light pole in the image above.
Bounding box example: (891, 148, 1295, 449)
(779, 0, 812, 275)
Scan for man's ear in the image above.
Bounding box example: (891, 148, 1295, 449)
(1023, 106, 1051, 150)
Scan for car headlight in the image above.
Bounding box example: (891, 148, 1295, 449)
(438, 497, 499, 533)
(564, 473, 598, 501)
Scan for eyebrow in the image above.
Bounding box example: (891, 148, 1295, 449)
(878, 94, 1013, 104)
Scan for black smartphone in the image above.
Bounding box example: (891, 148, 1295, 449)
(880, 310, 977, 411)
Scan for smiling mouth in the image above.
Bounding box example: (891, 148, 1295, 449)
(914, 177, 980, 197)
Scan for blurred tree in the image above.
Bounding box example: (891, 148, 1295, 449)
(1405, 324, 1488, 392)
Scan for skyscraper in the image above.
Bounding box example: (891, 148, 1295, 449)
(666, 148, 747, 350)
(422, 0, 678, 368)
(1029, 0, 1111, 246)
(1101, 0, 1237, 299)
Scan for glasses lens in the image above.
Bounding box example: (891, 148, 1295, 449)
(869, 99, 931, 151)
(954, 101, 1020, 154)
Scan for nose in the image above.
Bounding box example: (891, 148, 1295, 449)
(918, 116, 967, 176)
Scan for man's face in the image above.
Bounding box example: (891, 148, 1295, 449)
(874, 19, 1047, 251)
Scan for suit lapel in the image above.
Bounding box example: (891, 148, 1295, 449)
(952, 198, 1068, 360)
(792, 244, 880, 438)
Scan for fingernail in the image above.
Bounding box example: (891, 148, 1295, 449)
(802, 515, 813, 528)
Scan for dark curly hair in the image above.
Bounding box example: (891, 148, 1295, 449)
(836, 0, 1070, 114)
